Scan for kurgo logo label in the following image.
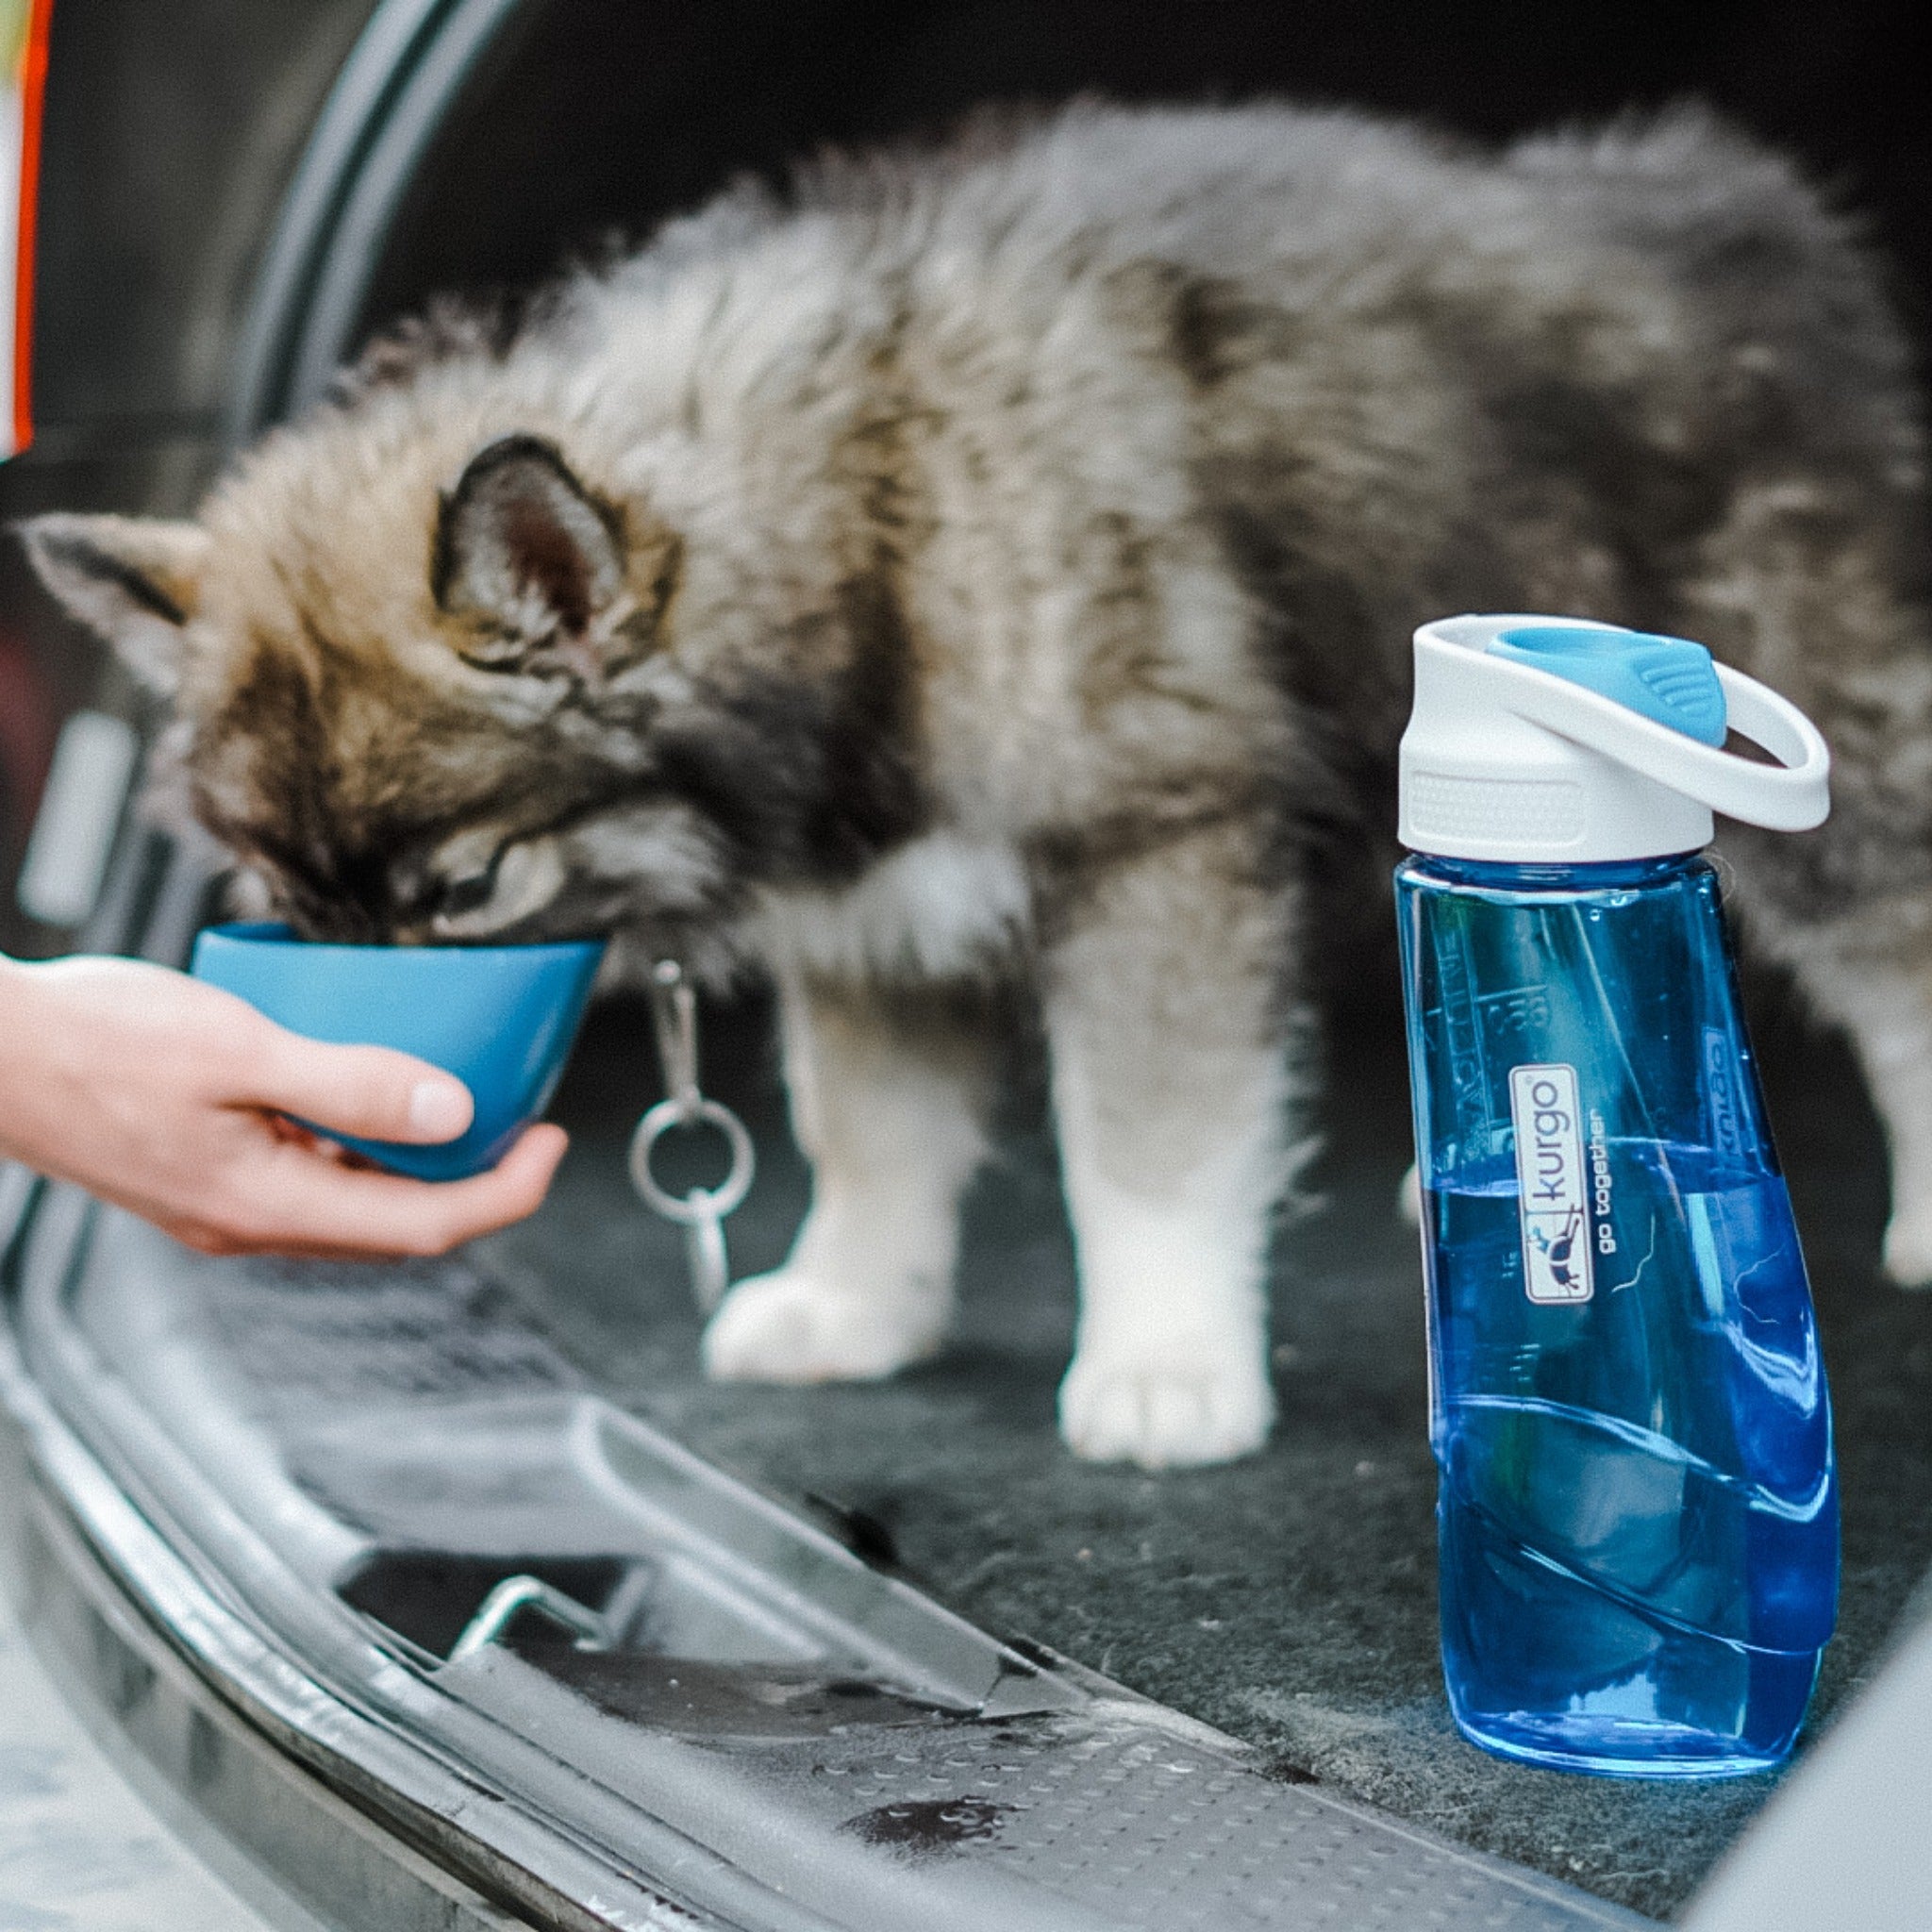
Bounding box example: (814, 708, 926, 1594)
(1509, 1064, 1594, 1304)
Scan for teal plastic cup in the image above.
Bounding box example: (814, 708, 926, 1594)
(188, 922, 607, 1180)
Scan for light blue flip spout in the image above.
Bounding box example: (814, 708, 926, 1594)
(1394, 614, 1837, 1779)
(1490, 623, 1728, 747)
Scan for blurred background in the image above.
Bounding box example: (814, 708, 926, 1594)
(0, 0, 1926, 954)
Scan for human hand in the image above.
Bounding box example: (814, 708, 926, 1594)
(0, 953, 568, 1258)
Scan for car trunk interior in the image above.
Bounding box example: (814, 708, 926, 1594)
(7, 3, 1932, 1927)
(473, 961, 1932, 1919)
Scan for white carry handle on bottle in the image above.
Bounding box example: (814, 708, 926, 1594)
(1398, 614, 1831, 865)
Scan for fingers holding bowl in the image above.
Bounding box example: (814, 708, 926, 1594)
(180, 1119, 571, 1260)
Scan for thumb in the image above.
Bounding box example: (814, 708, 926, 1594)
(246, 1028, 475, 1145)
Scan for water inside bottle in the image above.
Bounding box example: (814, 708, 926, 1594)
(1426, 1150, 1835, 1775)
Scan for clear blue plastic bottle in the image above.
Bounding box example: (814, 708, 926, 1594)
(1394, 617, 1838, 1777)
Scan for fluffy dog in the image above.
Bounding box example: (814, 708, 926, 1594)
(24, 101, 1932, 1466)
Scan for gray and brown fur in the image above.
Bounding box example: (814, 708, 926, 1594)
(25, 100, 1932, 1467)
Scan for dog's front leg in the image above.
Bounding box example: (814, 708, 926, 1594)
(702, 973, 992, 1382)
(1042, 824, 1298, 1469)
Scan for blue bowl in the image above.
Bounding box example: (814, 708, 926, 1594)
(189, 922, 607, 1180)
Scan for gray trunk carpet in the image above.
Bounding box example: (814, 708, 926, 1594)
(481, 970, 1932, 1923)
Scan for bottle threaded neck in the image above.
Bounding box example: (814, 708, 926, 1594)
(1397, 849, 1711, 893)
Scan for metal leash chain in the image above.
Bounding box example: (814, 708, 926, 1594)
(628, 960, 756, 1313)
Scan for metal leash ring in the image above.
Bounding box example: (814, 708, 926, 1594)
(627, 1096, 756, 1225)
(631, 958, 758, 1313)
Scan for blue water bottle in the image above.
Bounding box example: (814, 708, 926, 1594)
(1394, 615, 1838, 1777)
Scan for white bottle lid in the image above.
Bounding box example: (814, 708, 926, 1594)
(1397, 614, 1831, 863)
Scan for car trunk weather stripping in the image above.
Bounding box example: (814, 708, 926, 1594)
(1, 0, 48, 459)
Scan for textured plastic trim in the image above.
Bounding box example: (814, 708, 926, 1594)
(0, 1173, 1659, 1932)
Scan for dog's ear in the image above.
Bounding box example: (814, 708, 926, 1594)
(433, 435, 660, 677)
(16, 513, 212, 696)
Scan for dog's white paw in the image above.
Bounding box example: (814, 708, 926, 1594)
(1883, 1209, 1932, 1290)
(701, 1269, 946, 1383)
(1058, 1349, 1274, 1469)
(1397, 1162, 1422, 1226)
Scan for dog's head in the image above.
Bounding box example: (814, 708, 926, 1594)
(22, 397, 921, 956)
